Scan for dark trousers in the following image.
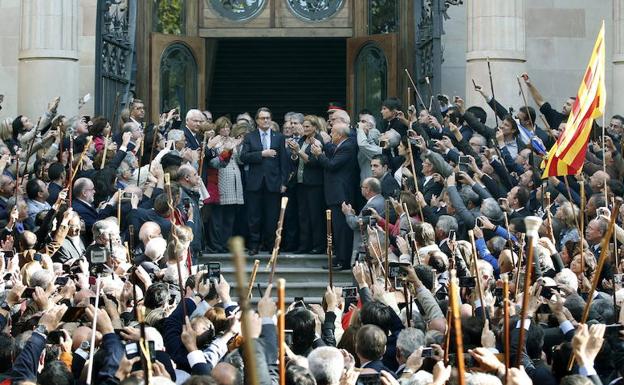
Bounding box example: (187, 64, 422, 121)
(246, 183, 280, 250)
(208, 204, 239, 250)
(329, 204, 353, 267)
(297, 184, 325, 251)
(281, 185, 299, 250)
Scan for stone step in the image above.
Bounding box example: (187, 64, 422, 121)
(194, 253, 354, 304)
(196, 253, 332, 269)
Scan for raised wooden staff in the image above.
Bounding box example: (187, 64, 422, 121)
(100, 133, 110, 169)
(13, 150, 20, 199)
(164, 173, 187, 318)
(267, 197, 289, 284)
(515, 216, 543, 367)
(514, 233, 525, 299)
(247, 259, 260, 299)
(449, 269, 466, 385)
(197, 131, 209, 178)
(230, 237, 259, 385)
(326, 209, 334, 287)
(128, 225, 151, 382)
(277, 278, 286, 385)
(25, 117, 42, 161)
(384, 200, 390, 291)
(403, 203, 421, 265)
(503, 212, 514, 249)
(503, 274, 510, 383)
(405, 140, 425, 220)
(468, 230, 486, 321)
(580, 180, 586, 273)
(486, 57, 500, 128)
(567, 197, 622, 370)
(148, 125, 160, 172)
(71, 136, 94, 181)
(85, 277, 101, 385)
(116, 189, 122, 227)
(404, 68, 427, 111)
(545, 192, 556, 245)
(66, 138, 74, 206)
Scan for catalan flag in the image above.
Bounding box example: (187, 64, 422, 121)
(542, 21, 606, 178)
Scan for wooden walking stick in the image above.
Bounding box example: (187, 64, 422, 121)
(100, 133, 110, 169)
(486, 57, 500, 128)
(403, 203, 421, 264)
(468, 230, 486, 321)
(71, 136, 94, 181)
(516, 77, 535, 130)
(247, 259, 260, 299)
(425, 76, 434, 111)
(267, 197, 289, 284)
(86, 277, 101, 385)
(116, 189, 122, 227)
(545, 192, 557, 245)
(384, 200, 390, 291)
(67, 138, 74, 206)
(197, 131, 209, 178)
(514, 233, 525, 299)
(567, 197, 623, 370)
(449, 269, 466, 385)
(25, 117, 42, 161)
(164, 173, 188, 318)
(515, 216, 543, 367)
(277, 278, 286, 385)
(128, 225, 152, 382)
(230, 237, 259, 385)
(136, 137, 144, 187)
(148, 125, 160, 173)
(503, 274, 510, 383)
(444, 307, 451, 365)
(13, 151, 20, 199)
(404, 69, 427, 111)
(326, 209, 334, 288)
(580, 180, 586, 273)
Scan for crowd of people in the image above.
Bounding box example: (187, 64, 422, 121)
(0, 70, 622, 385)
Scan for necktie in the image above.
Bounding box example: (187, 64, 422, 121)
(262, 132, 269, 150)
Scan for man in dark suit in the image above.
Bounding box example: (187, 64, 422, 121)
(370, 155, 400, 199)
(71, 177, 115, 244)
(182, 109, 205, 150)
(53, 211, 85, 265)
(506, 186, 532, 220)
(46, 162, 65, 206)
(356, 324, 394, 374)
(311, 110, 357, 270)
(240, 107, 290, 255)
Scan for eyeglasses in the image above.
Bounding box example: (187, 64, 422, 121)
(257, 117, 271, 120)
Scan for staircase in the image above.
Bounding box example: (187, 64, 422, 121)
(196, 253, 354, 304)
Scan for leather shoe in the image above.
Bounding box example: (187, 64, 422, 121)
(322, 262, 342, 270)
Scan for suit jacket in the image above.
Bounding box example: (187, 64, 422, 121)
(72, 199, 99, 229)
(380, 172, 400, 199)
(53, 237, 85, 264)
(316, 138, 358, 206)
(346, 194, 386, 253)
(292, 135, 324, 186)
(362, 359, 393, 374)
(240, 129, 289, 192)
(183, 125, 202, 150)
(509, 207, 532, 220)
(47, 181, 63, 206)
(419, 176, 443, 203)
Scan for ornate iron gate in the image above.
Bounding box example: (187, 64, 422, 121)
(94, 0, 137, 123)
(413, 0, 462, 105)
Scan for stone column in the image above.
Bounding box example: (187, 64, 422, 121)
(18, 0, 79, 119)
(465, 0, 526, 126)
(614, 1, 624, 117)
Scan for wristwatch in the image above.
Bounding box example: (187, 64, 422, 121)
(80, 340, 90, 351)
(35, 325, 48, 336)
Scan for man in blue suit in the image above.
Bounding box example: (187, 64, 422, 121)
(311, 110, 357, 270)
(182, 109, 205, 150)
(240, 107, 290, 255)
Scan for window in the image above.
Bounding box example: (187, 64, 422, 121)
(368, 0, 399, 35)
(210, 0, 266, 21)
(153, 0, 185, 35)
(287, 0, 344, 21)
(160, 44, 197, 114)
(354, 43, 387, 128)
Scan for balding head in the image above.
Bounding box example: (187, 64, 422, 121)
(211, 362, 238, 385)
(139, 222, 161, 245)
(590, 170, 610, 191)
(74, 177, 95, 203)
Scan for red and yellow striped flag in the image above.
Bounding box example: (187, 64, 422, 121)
(542, 21, 606, 178)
